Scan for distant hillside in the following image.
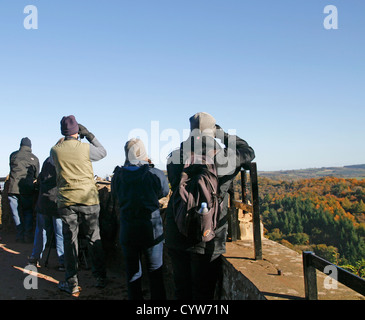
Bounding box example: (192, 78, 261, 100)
(259, 164, 365, 181)
(258, 176, 365, 268)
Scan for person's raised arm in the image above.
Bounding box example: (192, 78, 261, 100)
(78, 124, 107, 162)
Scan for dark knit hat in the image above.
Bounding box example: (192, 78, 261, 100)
(20, 137, 32, 148)
(60, 115, 79, 136)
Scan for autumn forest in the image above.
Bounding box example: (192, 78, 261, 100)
(255, 175, 365, 277)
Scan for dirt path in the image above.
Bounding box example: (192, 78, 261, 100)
(0, 231, 130, 300)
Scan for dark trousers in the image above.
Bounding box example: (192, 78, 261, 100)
(122, 241, 166, 300)
(8, 194, 34, 241)
(168, 248, 222, 300)
(58, 204, 106, 284)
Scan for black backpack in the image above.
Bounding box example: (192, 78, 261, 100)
(172, 152, 222, 244)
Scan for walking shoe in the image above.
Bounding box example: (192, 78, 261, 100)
(27, 256, 40, 267)
(58, 281, 80, 294)
(95, 277, 107, 288)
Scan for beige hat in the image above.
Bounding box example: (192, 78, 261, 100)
(124, 138, 148, 164)
(189, 112, 216, 137)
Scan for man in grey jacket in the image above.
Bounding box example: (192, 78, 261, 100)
(8, 137, 40, 242)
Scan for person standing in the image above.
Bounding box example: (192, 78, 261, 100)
(51, 115, 107, 294)
(8, 137, 40, 243)
(28, 140, 65, 270)
(111, 138, 169, 300)
(165, 112, 255, 300)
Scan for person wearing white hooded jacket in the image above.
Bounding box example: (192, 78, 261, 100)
(111, 138, 169, 300)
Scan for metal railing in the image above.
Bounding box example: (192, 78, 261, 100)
(302, 251, 365, 300)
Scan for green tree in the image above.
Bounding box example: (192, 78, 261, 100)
(267, 228, 283, 241)
(354, 200, 365, 213)
(285, 233, 309, 245)
(311, 244, 339, 264)
(341, 197, 352, 212)
(341, 259, 365, 278)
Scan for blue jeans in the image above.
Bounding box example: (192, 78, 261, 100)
(122, 241, 166, 300)
(30, 213, 64, 265)
(8, 194, 34, 241)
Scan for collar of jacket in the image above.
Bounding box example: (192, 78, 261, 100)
(64, 136, 79, 141)
(124, 160, 155, 171)
(19, 146, 32, 152)
(125, 160, 150, 166)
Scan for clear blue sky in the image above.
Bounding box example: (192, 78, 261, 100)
(0, 0, 364, 177)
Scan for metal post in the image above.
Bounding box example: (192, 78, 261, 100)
(227, 182, 238, 242)
(249, 162, 262, 260)
(240, 168, 248, 204)
(303, 251, 318, 300)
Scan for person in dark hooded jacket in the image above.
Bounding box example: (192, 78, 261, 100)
(8, 137, 40, 242)
(165, 112, 255, 300)
(111, 138, 169, 300)
(28, 139, 65, 270)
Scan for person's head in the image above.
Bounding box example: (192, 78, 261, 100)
(60, 115, 79, 137)
(124, 138, 148, 165)
(189, 112, 216, 137)
(20, 137, 32, 148)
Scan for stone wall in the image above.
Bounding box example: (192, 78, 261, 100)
(237, 208, 264, 240)
(217, 256, 266, 300)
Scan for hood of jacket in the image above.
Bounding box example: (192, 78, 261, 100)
(8, 145, 39, 195)
(189, 112, 216, 137)
(120, 163, 150, 184)
(19, 145, 32, 153)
